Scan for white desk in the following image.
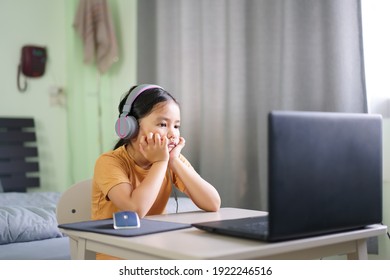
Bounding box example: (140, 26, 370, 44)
(60, 208, 387, 260)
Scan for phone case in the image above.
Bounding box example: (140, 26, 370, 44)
(113, 211, 140, 229)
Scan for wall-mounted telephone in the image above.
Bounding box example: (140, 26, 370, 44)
(17, 45, 47, 92)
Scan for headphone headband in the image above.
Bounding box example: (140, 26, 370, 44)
(120, 84, 163, 117)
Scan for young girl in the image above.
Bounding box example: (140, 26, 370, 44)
(92, 84, 221, 239)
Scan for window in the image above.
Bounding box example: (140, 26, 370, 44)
(361, 0, 390, 117)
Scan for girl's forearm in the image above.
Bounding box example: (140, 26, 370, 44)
(130, 161, 168, 217)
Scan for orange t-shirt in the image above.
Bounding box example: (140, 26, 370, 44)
(92, 145, 189, 220)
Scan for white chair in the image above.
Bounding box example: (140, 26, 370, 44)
(56, 179, 93, 259)
(56, 179, 92, 224)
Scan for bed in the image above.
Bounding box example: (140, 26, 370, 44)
(0, 117, 70, 259)
(0, 191, 71, 260)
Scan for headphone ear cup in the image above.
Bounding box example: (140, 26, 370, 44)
(115, 116, 138, 139)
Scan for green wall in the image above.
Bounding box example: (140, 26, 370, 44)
(0, 0, 137, 192)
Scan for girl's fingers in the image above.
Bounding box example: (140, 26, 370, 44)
(147, 132, 153, 143)
(154, 133, 161, 143)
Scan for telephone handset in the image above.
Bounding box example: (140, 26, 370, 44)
(17, 45, 47, 92)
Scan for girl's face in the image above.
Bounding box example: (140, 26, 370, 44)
(138, 100, 181, 151)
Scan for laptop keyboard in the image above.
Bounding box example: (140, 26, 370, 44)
(227, 216, 269, 235)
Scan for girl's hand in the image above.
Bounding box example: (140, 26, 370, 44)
(169, 136, 185, 160)
(139, 132, 169, 164)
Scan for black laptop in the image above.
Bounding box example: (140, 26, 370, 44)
(193, 111, 383, 242)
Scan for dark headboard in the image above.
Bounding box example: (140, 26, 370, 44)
(0, 117, 40, 192)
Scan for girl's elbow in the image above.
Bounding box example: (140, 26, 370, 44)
(207, 198, 221, 212)
(136, 207, 150, 218)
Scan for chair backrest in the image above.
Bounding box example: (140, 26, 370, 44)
(56, 179, 92, 224)
(0, 117, 39, 192)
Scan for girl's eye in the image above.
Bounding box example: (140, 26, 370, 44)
(158, 123, 167, 127)
(175, 125, 180, 129)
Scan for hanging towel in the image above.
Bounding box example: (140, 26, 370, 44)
(73, 0, 119, 74)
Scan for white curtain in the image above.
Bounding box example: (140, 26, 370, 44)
(137, 0, 367, 210)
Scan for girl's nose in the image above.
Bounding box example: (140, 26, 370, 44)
(167, 130, 177, 141)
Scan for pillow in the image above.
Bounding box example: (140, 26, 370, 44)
(0, 192, 64, 244)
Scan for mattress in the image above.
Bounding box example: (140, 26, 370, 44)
(0, 237, 70, 260)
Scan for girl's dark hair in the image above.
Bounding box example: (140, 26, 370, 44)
(113, 85, 178, 149)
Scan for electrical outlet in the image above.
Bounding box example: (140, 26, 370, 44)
(49, 86, 65, 106)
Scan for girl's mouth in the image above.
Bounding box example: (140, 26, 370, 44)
(168, 142, 176, 150)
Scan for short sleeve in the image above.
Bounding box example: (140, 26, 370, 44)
(94, 153, 131, 199)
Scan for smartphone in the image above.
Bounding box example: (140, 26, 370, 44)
(113, 211, 140, 229)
